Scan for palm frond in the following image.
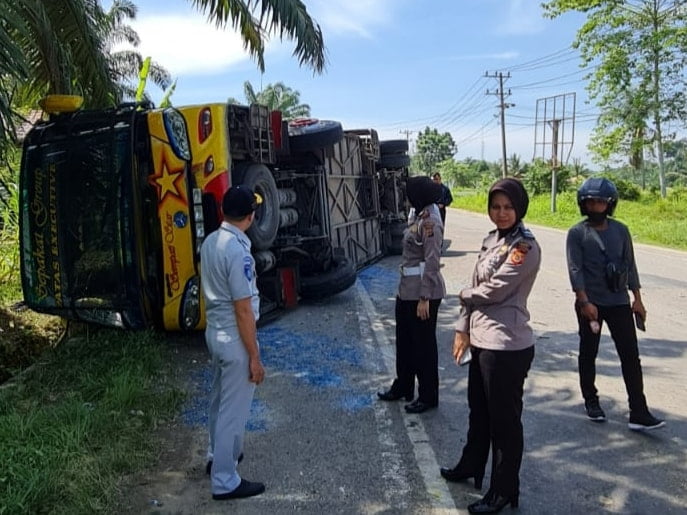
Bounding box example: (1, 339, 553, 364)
(190, 0, 265, 70)
(252, 0, 325, 72)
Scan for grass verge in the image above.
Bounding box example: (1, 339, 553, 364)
(0, 328, 185, 515)
(454, 190, 687, 251)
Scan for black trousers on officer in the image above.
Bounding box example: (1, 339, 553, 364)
(392, 297, 441, 405)
(576, 303, 648, 414)
(439, 206, 447, 227)
(456, 346, 534, 498)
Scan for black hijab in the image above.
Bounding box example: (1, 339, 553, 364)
(488, 178, 529, 236)
(406, 176, 442, 212)
(488, 178, 529, 222)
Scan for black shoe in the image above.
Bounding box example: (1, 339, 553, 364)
(585, 398, 606, 422)
(206, 453, 244, 475)
(212, 479, 265, 500)
(404, 399, 437, 414)
(467, 492, 518, 513)
(628, 411, 665, 431)
(377, 389, 413, 402)
(440, 465, 483, 489)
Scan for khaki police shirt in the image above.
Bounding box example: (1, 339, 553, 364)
(456, 222, 540, 351)
(397, 204, 446, 301)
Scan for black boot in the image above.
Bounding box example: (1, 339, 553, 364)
(377, 381, 413, 402)
(467, 490, 518, 513)
(439, 465, 483, 489)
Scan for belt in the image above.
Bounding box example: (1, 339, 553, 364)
(400, 262, 425, 277)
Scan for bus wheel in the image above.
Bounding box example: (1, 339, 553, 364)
(300, 257, 357, 300)
(233, 162, 280, 250)
(288, 119, 344, 151)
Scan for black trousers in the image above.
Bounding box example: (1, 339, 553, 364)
(576, 303, 648, 414)
(457, 346, 534, 498)
(392, 297, 441, 404)
(439, 206, 447, 227)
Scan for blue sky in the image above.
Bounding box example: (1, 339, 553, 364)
(118, 0, 595, 165)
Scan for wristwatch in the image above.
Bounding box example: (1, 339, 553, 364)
(420, 296, 429, 301)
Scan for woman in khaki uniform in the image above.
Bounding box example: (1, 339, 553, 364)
(441, 178, 540, 514)
(377, 176, 446, 414)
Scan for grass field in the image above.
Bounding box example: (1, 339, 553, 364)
(0, 328, 185, 514)
(454, 190, 687, 250)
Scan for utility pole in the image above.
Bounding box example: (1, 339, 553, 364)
(399, 129, 414, 152)
(486, 72, 512, 178)
(548, 119, 561, 213)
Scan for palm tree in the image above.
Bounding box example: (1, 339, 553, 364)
(0, 0, 326, 158)
(229, 81, 310, 120)
(100, 0, 171, 102)
(0, 0, 115, 159)
(0, 2, 30, 159)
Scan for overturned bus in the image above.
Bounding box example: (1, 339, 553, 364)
(19, 97, 410, 331)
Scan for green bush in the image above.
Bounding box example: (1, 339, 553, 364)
(521, 159, 572, 196)
(611, 177, 641, 201)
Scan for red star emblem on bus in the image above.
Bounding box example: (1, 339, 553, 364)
(150, 158, 185, 203)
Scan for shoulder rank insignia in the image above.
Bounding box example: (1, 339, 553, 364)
(507, 242, 530, 265)
(521, 227, 535, 239)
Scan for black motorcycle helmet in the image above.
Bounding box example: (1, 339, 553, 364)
(577, 177, 618, 216)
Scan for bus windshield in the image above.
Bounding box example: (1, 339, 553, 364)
(20, 112, 148, 328)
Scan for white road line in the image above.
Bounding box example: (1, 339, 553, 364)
(356, 281, 459, 513)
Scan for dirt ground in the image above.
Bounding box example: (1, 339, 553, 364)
(0, 303, 65, 384)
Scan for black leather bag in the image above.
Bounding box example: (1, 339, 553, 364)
(605, 261, 628, 292)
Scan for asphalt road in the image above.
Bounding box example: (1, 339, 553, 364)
(130, 208, 687, 514)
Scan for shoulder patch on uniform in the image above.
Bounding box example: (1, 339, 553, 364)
(507, 244, 529, 265)
(243, 256, 253, 282)
(420, 218, 435, 238)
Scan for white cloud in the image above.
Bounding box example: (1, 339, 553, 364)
(307, 0, 395, 38)
(124, 15, 251, 76)
(495, 0, 546, 36)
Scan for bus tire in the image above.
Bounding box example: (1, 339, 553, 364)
(380, 139, 409, 154)
(288, 119, 344, 151)
(378, 153, 411, 169)
(300, 257, 357, 300)
(232, 162, 280, 250)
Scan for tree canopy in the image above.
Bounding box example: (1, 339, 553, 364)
(228, 81, 310, 119)
(543, 0, 687, 197)
(413, 127, 457, 175)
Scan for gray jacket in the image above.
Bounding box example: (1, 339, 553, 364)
(397, 204, 446, 301)
(566, 218, 640, 306)
(456, 222, 541, 351)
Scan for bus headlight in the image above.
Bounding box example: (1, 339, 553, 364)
(163, 108, 191, 161)
(180, 276, 201, 330)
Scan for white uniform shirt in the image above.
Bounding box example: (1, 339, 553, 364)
(200, 222, 260, 329)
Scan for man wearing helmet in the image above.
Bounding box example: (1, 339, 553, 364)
(565, 177, 664, 431)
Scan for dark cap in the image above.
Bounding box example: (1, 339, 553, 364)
(222, 185, 263, 217)
(488, 178, 529, 220)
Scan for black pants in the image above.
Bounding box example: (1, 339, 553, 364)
(391, 297, 441, 404)
(456, 346, 534, 498)
(439, 206, 447, 227)
(576, 303, 648, 414)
